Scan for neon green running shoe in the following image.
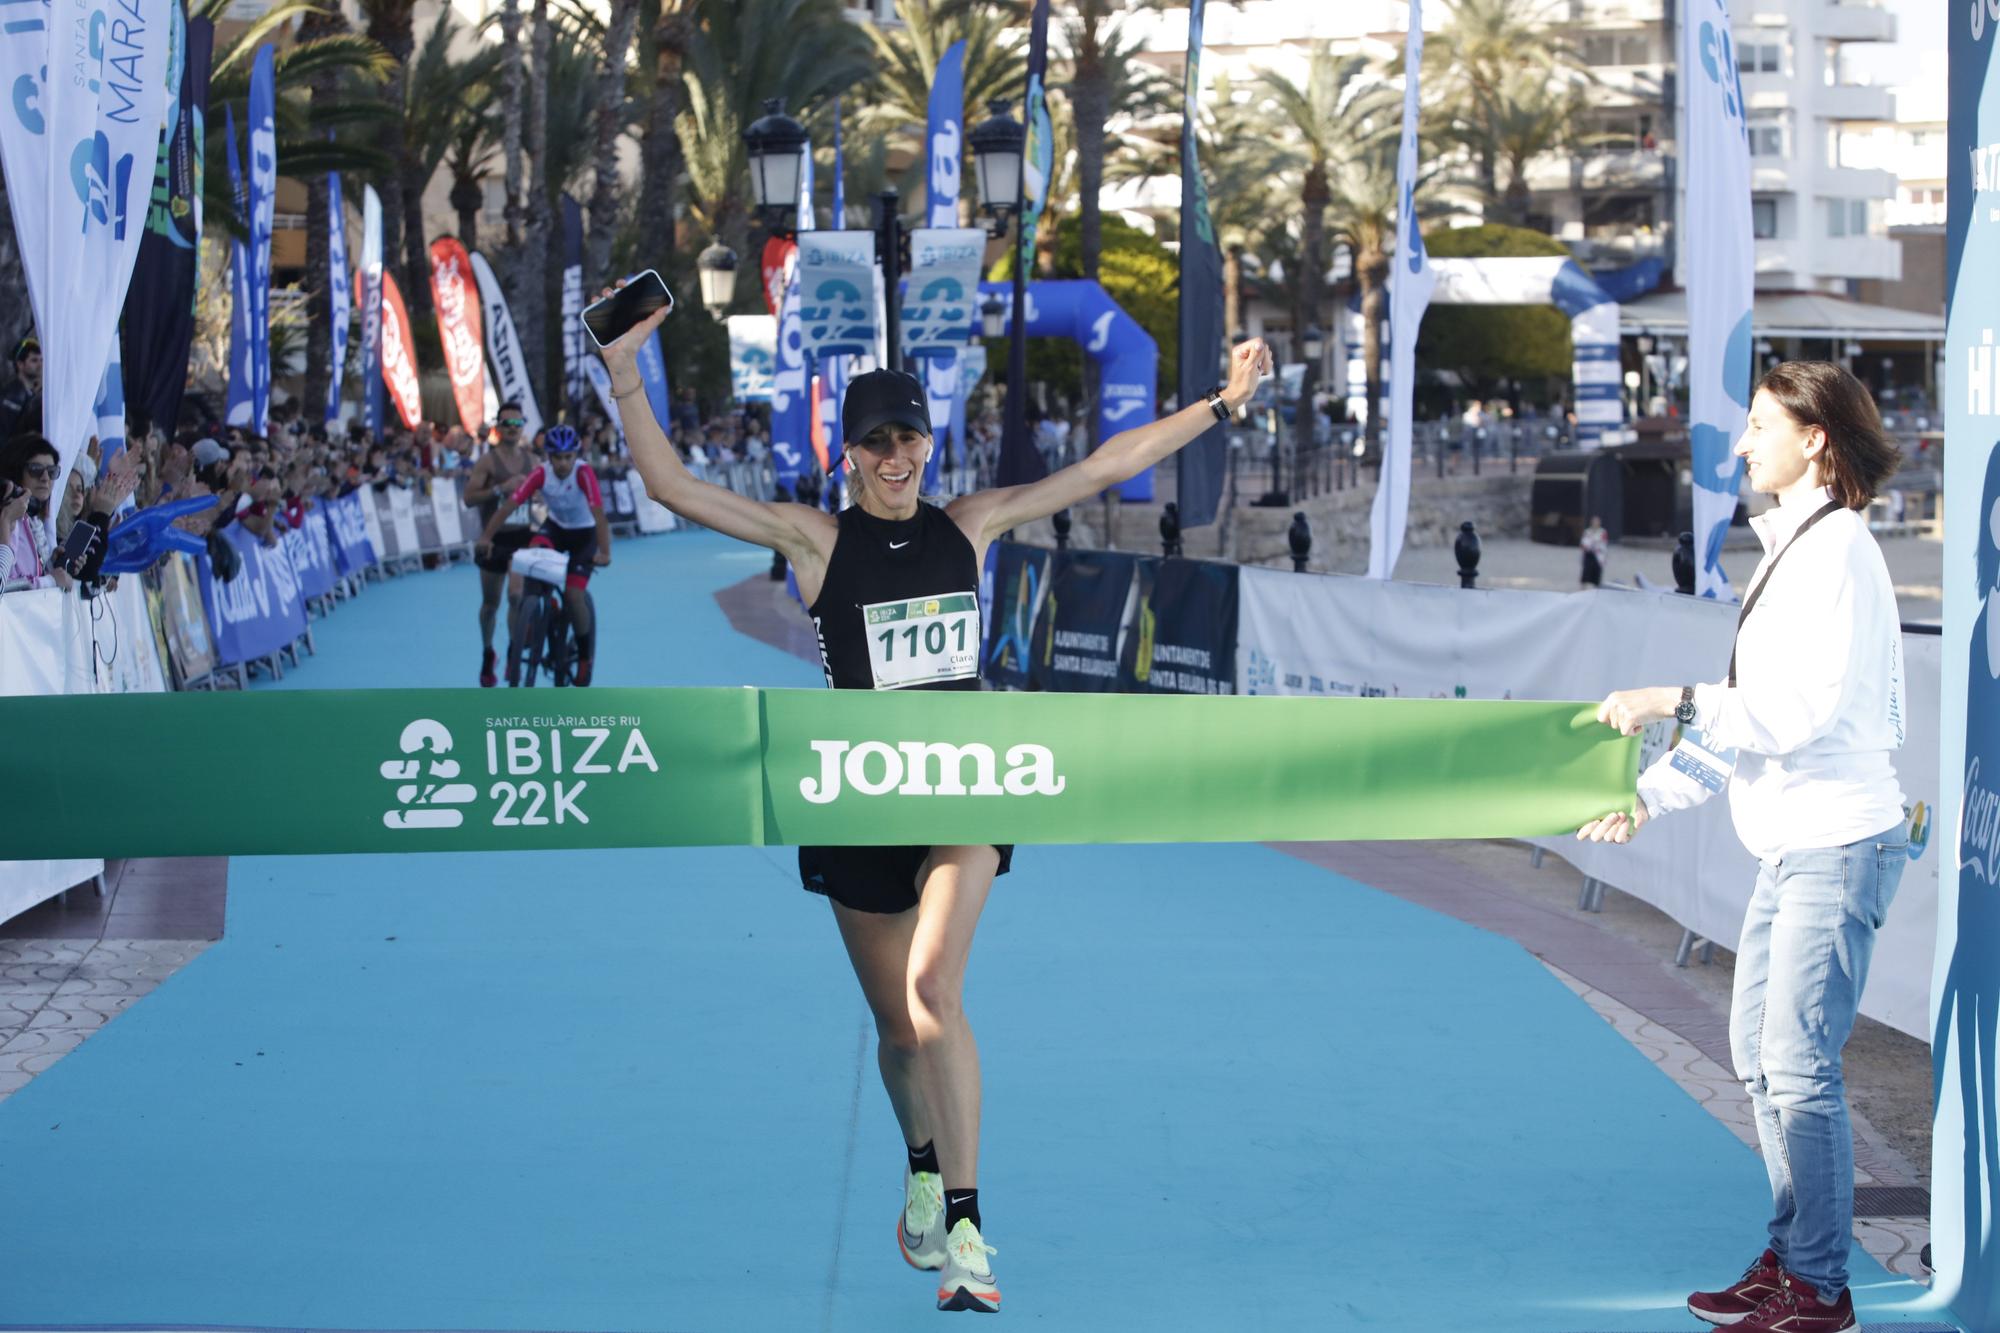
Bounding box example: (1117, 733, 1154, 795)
(935, 1218, 1000, 1313)
(898, 1168, 945, 1271)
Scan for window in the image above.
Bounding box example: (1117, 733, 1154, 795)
(1753, 198, 1778, 238)
(1824, 198, 1870, 238)
(1582, 31, 1650, 66)
(1748, 113, 1786, 157)
(1736, 40, 1783, 74)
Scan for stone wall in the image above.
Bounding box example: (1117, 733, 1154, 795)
(1009, 469, 1534, 575)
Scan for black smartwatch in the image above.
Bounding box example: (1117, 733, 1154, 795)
(1674, 686, 1697, 725)
(1205, 389, 1232, 422)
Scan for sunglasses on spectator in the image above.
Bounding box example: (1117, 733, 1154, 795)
(23, 463, 56, 479)
(499, 417, 526, 428)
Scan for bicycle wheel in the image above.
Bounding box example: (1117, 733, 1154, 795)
(517, 590, 552, 686)
(547, 600, 573, 687)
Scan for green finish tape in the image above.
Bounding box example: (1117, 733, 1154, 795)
(3, 689, 1638, 859)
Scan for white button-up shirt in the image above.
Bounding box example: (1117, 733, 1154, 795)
(1636, 485, 1906, 861)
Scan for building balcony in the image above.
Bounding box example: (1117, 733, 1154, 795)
(1815, 82, 1895, 123)
(1569, 227, 1669, 265)
(1584, 66, 1667, 105)
(1813, 0, 1896, 43)
(1524, 148, 1669, 193)
(1757, 234, 1901, 283)
(1813, 165, 1898, 198)
(1567, 0, 1666, 22)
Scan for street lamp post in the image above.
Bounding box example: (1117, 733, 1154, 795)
(696, 239, 738, 318)
(1300, 324, 1324, 495)
(1635, 333, 1654, 417)
(969, 97, 1032, 484)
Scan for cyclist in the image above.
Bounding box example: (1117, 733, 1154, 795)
(476, 423, 611, 687)
(461, 401, 538, 687)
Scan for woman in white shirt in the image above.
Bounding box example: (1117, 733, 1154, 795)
(1580, 361, 1907, 1333)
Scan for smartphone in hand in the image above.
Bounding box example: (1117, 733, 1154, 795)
(582, 270, 674, 349)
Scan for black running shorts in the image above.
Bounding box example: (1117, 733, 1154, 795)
(475, 527, 534, 575)
(798, 844, 1014, 915)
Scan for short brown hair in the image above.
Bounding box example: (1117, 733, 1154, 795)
(1754, 360, 1900, 509)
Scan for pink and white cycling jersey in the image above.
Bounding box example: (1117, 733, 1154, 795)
(511, 463, 602, 530)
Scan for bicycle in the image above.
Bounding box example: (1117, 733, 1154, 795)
(505, 546, 593, 687)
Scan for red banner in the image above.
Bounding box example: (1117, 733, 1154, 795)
(761, 236, 796, 319)
(428, 237, 488, 434)
(379, 273, 423, 429)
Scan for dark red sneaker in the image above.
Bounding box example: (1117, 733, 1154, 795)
(1688, 1249, 1784, 1325)
(479, 647, 497, 688)
(573, 656, 593, 688)
(1735, 1272, 1856, 1332)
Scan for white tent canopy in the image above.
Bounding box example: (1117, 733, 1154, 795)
(1620, 290, 1944, 342)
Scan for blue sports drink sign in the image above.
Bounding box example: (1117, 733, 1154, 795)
(1934, 10, 2000, 1327)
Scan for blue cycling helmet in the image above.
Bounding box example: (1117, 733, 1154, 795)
(544, 424, 580, 454)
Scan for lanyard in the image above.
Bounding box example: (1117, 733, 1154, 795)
(1726, 499, 1843, 688)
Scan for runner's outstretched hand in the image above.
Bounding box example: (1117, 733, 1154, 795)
(593, 281, 670, 379)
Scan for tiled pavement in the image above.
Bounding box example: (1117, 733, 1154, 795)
(0, 571, 1935, 1298)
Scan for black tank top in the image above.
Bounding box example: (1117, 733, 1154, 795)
(809, 502, 982, 691)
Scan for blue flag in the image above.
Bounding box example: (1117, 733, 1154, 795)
(1175, 0, 1227, 528)
(223, 103, 253, 430)
(327, 170, 350, 424)
(919, 38, 966, 495)
(247, 44, 276, 434)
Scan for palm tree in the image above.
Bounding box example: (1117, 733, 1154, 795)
(581, 0, 641, 283)
(1424, 0, 1590, 208)
(1259, 46, 1397, 443)
(676, 0, 874, 284)
(634, 0, 701, 279)
(445, 90, 501, 248)
(1467, 67, 1590, 227)
(404, 9, 503, 248)
(198, 0, 394, 234)
(355, 0, 424, 319)
(195, 0, 392, 417)
(522, 0, 554, 399)
(859, 0, 1026, 218)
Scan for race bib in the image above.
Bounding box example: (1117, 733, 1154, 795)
(1668, 731, 1738, 795)
(863, 592, 980, 690)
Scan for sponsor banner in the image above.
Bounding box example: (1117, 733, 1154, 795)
(284, 510, 337, 601)
(1682, 0, 1755, 596)
(760, 236, 795, 320)
(583, 357, 623, 442)
(223, 103, 252, 428)
(904, 228, 983, 363)
(326, 169, 350, 423)
(1175, 0, 1228, 528)
(469, 249, 543, 438)
(428, 237, 487, 434)
(983, 542, 1052, 689)
(560, 192, 585, 407)
(772, 248, 812, 490)
(0, 688, 1636, 859)
(635, 324, 671, 438)
(0, 0, 172, 540)
(1366, 0, 1436, 581)
(196, 521, 308, 665)
(727, 315, 777, 402)
(1033, 550, 1141, 693)
(1123, 557, 1236, 695)
(920, 354, 956, 491)
(1018, 0, 1053, 267)
(379, 272, 422, 429)
(323, 489, 376, 575)
(796, 230, 880, 360)
(122, 12, 212, 439)
(1233, 564, 1940, 1041)
(360, 185, 384, 437)
(1938, 7, 2000, 1317)
(245, 44, 275, 433)
(925, 39, 964, 228)
(155, 551, 216, 685)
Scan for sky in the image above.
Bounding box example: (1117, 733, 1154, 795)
(1846, 0, 1948, 120)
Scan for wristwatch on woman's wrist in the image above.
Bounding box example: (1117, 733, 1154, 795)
(1674, 685, 1697, 724)
(1204, 388, 1233, 422)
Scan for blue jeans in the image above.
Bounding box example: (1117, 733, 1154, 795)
(1729, 824, 1907, 1305)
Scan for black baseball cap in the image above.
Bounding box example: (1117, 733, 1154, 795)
(842, 368, 931, 446)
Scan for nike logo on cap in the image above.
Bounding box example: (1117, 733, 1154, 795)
(890, 540, 911, 549)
